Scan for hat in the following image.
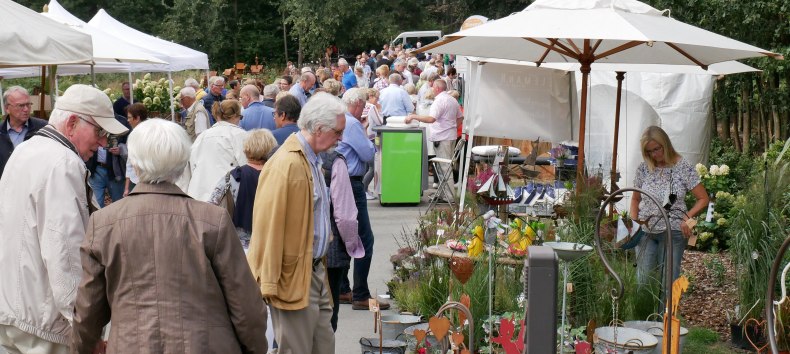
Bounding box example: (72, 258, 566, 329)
(301, 66, 314, 74)
(56, 84, 129, 135)
(408, 57, 419, 66)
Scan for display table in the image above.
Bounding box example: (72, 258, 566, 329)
(424, 244, 524, 266)
(373, 126, 428, 205)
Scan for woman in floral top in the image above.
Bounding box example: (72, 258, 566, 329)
(629, 126, 709, 286)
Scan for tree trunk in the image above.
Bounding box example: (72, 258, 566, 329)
(282, 12, 288, 65)
(741, 87, 750, 154)
(232, 0, 238, 64)
(297, 40, 303, 69)
(711, 88, 719, 139)
(722, 109, 730, 141)
(773, 106, 781, 141)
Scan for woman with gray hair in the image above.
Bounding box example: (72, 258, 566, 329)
(71, 118, 269, 353)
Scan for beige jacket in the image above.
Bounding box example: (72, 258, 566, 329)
(0, 133, 90, 345)
(247, 134, 316, 310)
(71, 182, 268, 354)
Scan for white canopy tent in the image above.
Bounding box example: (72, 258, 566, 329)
(458, 57, 759, 212)
(0, 0, 92, 68)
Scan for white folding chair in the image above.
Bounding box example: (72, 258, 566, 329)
(427, 139, 466, 212)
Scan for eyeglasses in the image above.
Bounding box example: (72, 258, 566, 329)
(212, 83, 224, 87)
(330, 127, 343, 137)
(77, 116, 109, 138)
(645, 145, 663, 155)
(9, 103, 33, 109)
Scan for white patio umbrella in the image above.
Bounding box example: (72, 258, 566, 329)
(420, 0, 783, 179)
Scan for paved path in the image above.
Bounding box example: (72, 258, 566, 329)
(333, 197, 429, 352)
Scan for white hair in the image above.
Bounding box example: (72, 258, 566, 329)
(263, 84, 279, 98)
(388, 73, 403, 85)
(342, 88, 367, 106)
(337, 58, 349, 67)
(128, 118, 192, 184)
(3, 86, 29, 102)
(179, 87, 196, 98)
(297, 92, 346, 134)
(209, 76, 224, 86)
(47, 109, 72, 131)
(184, 78, 200, 89)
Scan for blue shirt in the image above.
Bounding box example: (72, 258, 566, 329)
(272, 123, 300, 146)
(342, 69, 357, 90)
(336, 113, 375, 177)
(295, 132, 331, 259)
(379, 84, 414, 117)
(289, 85, 310, 106)
(239, 101, 276, 131)
(6, 120, 28, 147)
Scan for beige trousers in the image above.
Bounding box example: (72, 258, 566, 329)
(435, 139, 457, 201)
(0, 325, 69, 354)
(270, 263, 335, 354)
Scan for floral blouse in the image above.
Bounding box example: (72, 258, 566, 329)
(633, 157, 700, 232)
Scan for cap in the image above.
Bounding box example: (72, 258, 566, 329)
(56, 84, 129, 135)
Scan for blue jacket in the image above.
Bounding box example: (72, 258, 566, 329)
(239, 101, 276, 131)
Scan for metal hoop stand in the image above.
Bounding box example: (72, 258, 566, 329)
(594, 187, 673, 354)
(765, 233, 790, 354)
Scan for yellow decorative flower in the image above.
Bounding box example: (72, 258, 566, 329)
(468, 225, 484, 257)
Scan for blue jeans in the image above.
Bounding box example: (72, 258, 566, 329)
(350, 179, 374, 301)
(636, 229, 685, 287)
(89, 166, 124, 208)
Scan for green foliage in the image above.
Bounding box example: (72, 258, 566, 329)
(703, 256, 727, 287)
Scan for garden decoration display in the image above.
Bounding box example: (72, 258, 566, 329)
(489, 316, 526, 354)
(764, 226, 790, 353)
(663, 276, 688, 354)
(744, 318, 769, 353)
(411, 301, 474, 354)
(551, 144, 570, 167)
(593, 187, 673, 354)
(476, 146, 515, 205)
(544, 241, 593, 352)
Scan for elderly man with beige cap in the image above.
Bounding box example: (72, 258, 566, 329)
(0, 84, 127, 354)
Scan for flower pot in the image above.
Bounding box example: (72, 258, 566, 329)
(731, 322, 767, 350)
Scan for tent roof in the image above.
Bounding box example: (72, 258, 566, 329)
(0, 0, 92, 68)
(89, 9, 209, 71)
(44, 0, 166, 65)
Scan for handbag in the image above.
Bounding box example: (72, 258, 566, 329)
(219, 172, 235, 216)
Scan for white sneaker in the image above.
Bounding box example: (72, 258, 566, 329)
(366, 192, 377, 200)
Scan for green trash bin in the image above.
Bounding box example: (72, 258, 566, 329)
(374, 126, 427, 205)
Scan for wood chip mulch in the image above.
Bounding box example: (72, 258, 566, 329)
(680, 250, 739, 342)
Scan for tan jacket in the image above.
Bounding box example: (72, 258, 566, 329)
(71, 183, 268, 354)
(247, 134, 316, 310)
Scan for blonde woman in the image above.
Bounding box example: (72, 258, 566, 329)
(372, 65, 390, 91)
(630, 126, 709, 286)
(186, 100, 249, 201)
(208, 129, 278, 249)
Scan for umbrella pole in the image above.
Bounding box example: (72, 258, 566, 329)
(576, 60, 591, 190)
(128, 72, 134, 104)
(609, 72, 625, 216)
(0, 79, 4, 116)
(168, 71, 175, 122)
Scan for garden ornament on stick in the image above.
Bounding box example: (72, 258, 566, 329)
(663, 275, 688, 354)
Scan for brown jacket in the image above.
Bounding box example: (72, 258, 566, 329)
(71, 182, 268, 354)
(247, 134, 316, 310)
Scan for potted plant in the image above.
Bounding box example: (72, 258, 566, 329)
(551, 145, 570, 167)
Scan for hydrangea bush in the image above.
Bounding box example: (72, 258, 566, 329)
(132, 73, 180, 115)
(692, 163, 736, 251)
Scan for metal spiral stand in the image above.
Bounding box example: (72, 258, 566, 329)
(593, 187, 673, 354)
(764, 232, 790, 354)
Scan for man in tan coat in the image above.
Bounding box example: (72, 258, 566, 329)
(248, 92, 347, 354)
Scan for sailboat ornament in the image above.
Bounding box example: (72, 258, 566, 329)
(476, 148, 515, 202)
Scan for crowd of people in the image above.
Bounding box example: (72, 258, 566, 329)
(0, 42, 465, 354)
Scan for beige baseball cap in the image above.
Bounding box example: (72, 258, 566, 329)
(56, 84, 129, 135)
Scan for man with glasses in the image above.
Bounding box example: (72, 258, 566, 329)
(202, 76, 226, 124)
(248, 93, 346, 354)
(271, 95, 302, 146)
(238, 85, 276, 131)
(0, 86, 48, 178)
(0, 84, 127, 354)
(289, 72, 316, 107)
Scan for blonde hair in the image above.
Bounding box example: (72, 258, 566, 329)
(212, 100, 242, 121)
(376, 65, 390, 78)
(640, 125, 679, 171)
(244, 129, 278, 161)
(323, 79, 343, 97)
(275, 91, 291, 102)
(366, 88, 379, 99)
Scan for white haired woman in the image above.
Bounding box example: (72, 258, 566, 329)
(71, 119, 268, 353)
(186, 100, 249, 201)
(208, 129, 278, 249)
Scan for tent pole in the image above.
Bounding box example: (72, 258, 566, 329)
(458, 60, 484, 214)
(39, 66, 46, 118)
(128, 72, 134, 104)
(0, 79, 4, 116)
(576, 40, 592, 190)
(167, 71, 175, 122)
(610, 71, 625, 215)
(90, 64, 96, 86)
(55, 75, 59, 100)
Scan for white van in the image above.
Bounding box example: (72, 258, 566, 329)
(390, 31, 442, 50)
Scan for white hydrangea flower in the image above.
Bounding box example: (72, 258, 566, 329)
(153, 97, 161, 105)
(102, 88, 112, 96)
(719, 164, 730, 175)
(695, 163, 708, 176)
(700, 232, 713, 241)
(709, 165, 720, 176)
(143, 73, 152, 80)
(717, 218, 727, 226)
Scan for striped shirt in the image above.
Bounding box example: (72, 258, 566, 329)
(295, 132, 331, 259)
